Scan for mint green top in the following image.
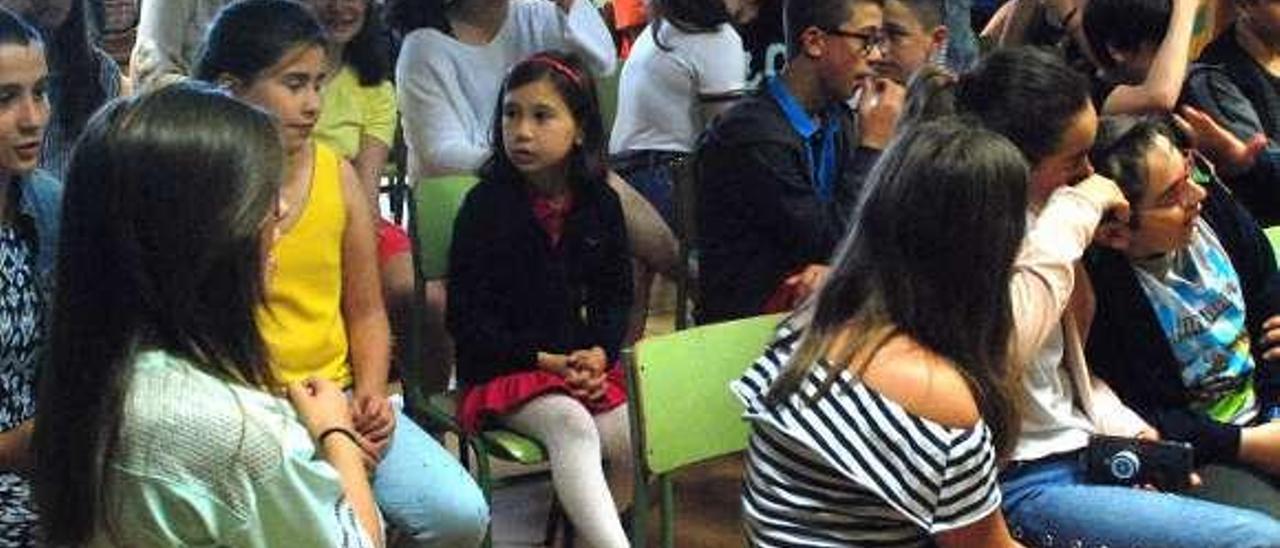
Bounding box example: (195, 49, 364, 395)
(91, 350, 375, 547)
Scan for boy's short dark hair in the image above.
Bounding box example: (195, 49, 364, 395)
(1090, 115, 1182, 227)
(893, 0, 944, 29)
(784, 0, 885, 58)
(1083, 0, 1172, 69)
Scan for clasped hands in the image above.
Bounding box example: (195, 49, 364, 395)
(540, 347, 610, 403)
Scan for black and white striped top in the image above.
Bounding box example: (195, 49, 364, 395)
(731, 328, 1002, 547)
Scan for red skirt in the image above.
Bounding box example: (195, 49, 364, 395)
(377, 219, 411, 265)
(458, 364, 628, 433)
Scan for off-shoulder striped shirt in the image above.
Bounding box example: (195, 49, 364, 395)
(731, 328, 1002, 547)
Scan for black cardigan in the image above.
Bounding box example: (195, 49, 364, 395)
(446, 176, 633, 387)
(694, 89, 877, 323)
(1085, 180, 1280, 465)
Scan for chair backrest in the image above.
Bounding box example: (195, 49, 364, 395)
(401, 174, 480, 416)
(596, 72, 621, 133)
(1266, 226, 1280, 269)
(627, 313, 784, 475)
(411, 174, 480, 281)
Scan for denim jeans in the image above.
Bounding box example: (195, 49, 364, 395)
(372, 397, 490, 547)
(1001, 451, 1280, 547)
(611, 150, 687, 230)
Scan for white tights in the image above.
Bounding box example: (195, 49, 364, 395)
(501, 394, 633, 548)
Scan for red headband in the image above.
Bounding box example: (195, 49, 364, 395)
(526, 53, 584, 88)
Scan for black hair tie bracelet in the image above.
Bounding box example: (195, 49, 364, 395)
(317, 426, 362, 448)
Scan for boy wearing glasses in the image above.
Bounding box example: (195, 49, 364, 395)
(695, 0, 902, 323)
(1086, 115, 1280, 518)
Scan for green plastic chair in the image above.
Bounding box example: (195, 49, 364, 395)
(1265, 226, 1280, 269)
(402, 174, 561, 546)
(596, 71, 621, 134)
(623, 313, 785, 547)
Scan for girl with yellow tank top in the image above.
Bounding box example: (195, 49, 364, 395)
(193, 2, 489, 545)
(260, 143, 354, 387)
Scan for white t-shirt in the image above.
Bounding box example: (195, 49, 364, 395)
(1014, 323, 1095, 461)
(609, 22, 745, 154)
(396, 0, 617, 179)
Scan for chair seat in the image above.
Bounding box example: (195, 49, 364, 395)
(480, 429, 548, 464)
(427, 391, 548, 465)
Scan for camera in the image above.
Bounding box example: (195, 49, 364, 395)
(1085, 434, 1194, 491)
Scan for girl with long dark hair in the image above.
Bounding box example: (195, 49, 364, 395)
(448, 51, 633, 548)
(734, 118, 1026, 546)
(304, 0, 417, 376)
(0, 0, 123, 179)
(389, 0, 676, 344)
(0, 8, 53, 546)
(33, 83, 382, 547)
(307, 0, 394, 207)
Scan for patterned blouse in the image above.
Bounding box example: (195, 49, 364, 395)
(0, 222, 44, 547)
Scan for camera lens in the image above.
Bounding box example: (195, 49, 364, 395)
(1108, 450, 1141, 481)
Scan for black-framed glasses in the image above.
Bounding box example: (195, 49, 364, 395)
(822, 27, 886, 57)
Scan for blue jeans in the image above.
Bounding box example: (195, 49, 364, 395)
(611, 150, 687, 230)
(1001, 452, 1280, 547)
(373, 399, 489, 547)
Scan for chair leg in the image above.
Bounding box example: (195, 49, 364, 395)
(660, 474, 675, 548)
(470, 437, 496, 548)
(630, 471, 648, 547)
(544, 494, 563, 547)
(563, 519, 576, 548)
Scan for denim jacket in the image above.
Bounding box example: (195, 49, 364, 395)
(14, 169, 62, 289)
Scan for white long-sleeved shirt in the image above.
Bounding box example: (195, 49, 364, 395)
(1010, 186, 1150, 462)
(130, 0, 231, 92)
(395, 0, 616, 180)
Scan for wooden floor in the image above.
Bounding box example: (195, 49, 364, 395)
(487, 279, 748, 547)
(489, 455, 746, 547)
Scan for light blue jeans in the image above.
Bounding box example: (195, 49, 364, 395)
(1001, 452, 1280, 547)
(372, 398, 489, 547)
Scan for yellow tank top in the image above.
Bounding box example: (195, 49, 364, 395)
(258, 143, 351, 387)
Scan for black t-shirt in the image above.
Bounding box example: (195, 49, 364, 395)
(738, 0, 787, 90)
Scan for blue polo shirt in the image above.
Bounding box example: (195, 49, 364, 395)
(766, 77, 840, 202)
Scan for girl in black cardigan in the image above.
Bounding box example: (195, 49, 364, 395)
(446, 51, 633, 548)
